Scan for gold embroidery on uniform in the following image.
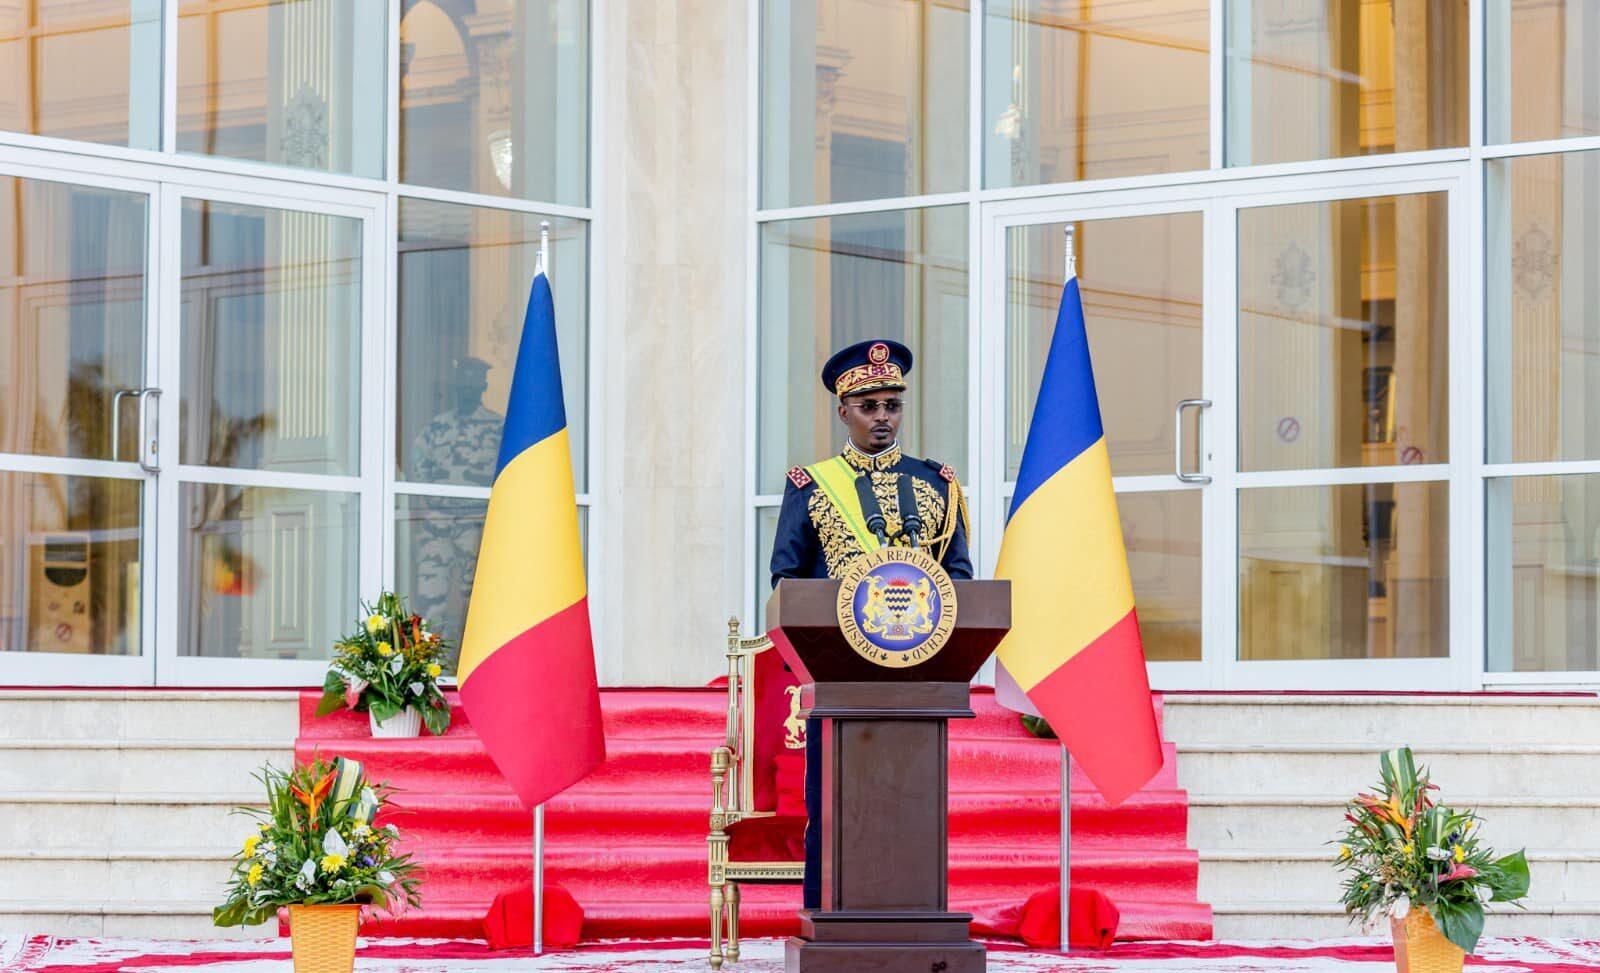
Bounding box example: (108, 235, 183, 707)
(807, 457, 948, 578)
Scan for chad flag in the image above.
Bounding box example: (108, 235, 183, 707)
(994, 269, 1163, 806)
(459, 270, 604, 809)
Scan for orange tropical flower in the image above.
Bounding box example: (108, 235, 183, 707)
(291, 770, 336, 825)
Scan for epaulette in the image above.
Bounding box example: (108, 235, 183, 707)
(786, 466, 813, 488)
(925, 458, 956, 482)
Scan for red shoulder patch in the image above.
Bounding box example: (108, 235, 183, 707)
(787, 466, 813, 488)
(939, 464, 956, 482)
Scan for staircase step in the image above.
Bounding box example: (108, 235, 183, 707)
(0, 900, 264, 939)
(1196, 849, 1600, 905)
(0, 691, 299, 743)
(1189, 794, 1600, 852)
(1177, 744, 1600, 797)
(0, 794, 262, 852)
(1165, 694, 1600, 747)
(1211, 900, 1600, 939)
(0, 741, 292, 794)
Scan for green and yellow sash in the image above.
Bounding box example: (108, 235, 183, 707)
(804, 456, 881, 553)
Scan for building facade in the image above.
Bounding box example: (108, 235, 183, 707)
(1, 0, 1598, 694)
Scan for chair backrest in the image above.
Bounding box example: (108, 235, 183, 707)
(722, 618, 804, 814)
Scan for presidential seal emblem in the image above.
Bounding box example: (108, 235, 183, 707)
(835, 547, 958, 668)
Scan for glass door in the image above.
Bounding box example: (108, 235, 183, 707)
(0, 167, 160, 686)
(1221, 173, 1464, 690)
(990, 198, 1215, 690)
(153, 183, 385, 686)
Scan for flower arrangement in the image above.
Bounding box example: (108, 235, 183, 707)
(1334, 747, 1530, 954)
(316, 591, 452, 735)
(213, 757, 421, 927)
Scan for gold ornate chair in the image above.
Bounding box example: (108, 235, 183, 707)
(708, 618, 806, 968)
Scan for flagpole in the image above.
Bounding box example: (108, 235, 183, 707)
(1059, 222, 1075, 955)
(531, 218, 551, 958)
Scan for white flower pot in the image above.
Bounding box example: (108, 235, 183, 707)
(369, 706, 422, 738)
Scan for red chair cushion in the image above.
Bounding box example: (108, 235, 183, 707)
(726, 812, 806, 864)
(750, 649, 806, 812)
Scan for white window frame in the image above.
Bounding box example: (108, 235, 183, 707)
(0, 0, 602, 687)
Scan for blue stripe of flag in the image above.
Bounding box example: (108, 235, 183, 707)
(494, 272, 568, 478)
(1008, 277, 1105, 521)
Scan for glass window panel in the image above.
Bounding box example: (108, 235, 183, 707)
(984, 0, 1208, 188)
(396, 200, 588, 491)
(1239, 481, 1448, 660)
(1123, 490, 1202, 662)
(1006, 214, 1203, 479)
(1487, 153, 1600, 463)
(177, 0, 386, 176)
(399, 0, 589, 204)
(0, 177, 147, 461)
(1486, 0, 1600, 144)
(1238, 193, 1448, 472)
(1224, 0, 1466, 167)
(0, 472, 141, 656)
(179, 483, 356, 659)
(761, 0, 969, 208)
(0, 1, 161, 149)
(180, 199, 362, 475)
(394, 494, 586, 675)
(758, 206, 967, 495)
(1488, 474, 1600, 673)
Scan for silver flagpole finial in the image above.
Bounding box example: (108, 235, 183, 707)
(1064, 223, 1077, 281)
(537, 220, 551, 276)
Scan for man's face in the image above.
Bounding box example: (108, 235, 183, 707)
(837, 390, 904, 452)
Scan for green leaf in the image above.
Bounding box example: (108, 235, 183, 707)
(369, 698, 400, 723)
(1433, 896, 1483, 954)
(321, 669, 344, 694)
(422, 704, 450, 736)
(314, 689, 347, 718)
(1491, 850, 1531, 901)
(212, 899, 245, 927)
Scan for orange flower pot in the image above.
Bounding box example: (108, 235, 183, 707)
(1391, 909, 1465, 973)
(288, 904, 360, 973)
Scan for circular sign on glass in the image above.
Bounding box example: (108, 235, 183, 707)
(835, 547, 958, 669)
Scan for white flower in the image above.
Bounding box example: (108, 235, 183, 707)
(322, 828, 350, 858)
(385, 823, 400, 837)
(296, 857, 317, 891)
(389, 657, 403, 675)
(361, 786, 376, 806)
(1425, 847, 1451, 861)
(409, 681, 425, 697)
(349, 677, 369, 696)
(377, 870, 395, 886)
(1390, 895, 1411, 919)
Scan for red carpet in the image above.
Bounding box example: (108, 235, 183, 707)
(293, 688, 1211, 942)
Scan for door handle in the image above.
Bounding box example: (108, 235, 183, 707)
(111, 389, 139, 461)
(135, 388, 161, 473)
(1174, 398, 1212, 484)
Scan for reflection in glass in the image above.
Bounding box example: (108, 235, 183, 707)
(761, 0, 969, 208)
(1238, 194, 1448, 472)
(396, 495, 485, 673)
(400, 0, 589, 204)
(756, 505, 779, 601)
(1487, 153, 1600, 463)
(180, 199, 363, 475)
(0, 472, 141, 656)
(1123, 490, 1202, 662)
(0, 177, 147, 460)
(179, 483, 356, 659)
(177, 0, 385, 175)
(1224, 0, 1466, 166)
(0, 1, 161, 148)
(1486, 0, 1600, 144)
(758, 206, 967, 494)
(1488, 474, 1600, 672)
(1239, 482, 1448, 660)
(1007, 214, 1202, 478)
(396, 200, 588, 490)
(984, 0, 1208, 188)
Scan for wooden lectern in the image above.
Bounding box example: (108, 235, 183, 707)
(766, 577, 1011, 973)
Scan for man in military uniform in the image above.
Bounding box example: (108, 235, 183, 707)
(408, 356, 504, 487)
(769, 338, 972, 911)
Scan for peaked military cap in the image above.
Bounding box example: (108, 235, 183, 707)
(820, 339, 913, 398)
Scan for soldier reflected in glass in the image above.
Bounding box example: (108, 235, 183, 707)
(409, 356, 504, 487)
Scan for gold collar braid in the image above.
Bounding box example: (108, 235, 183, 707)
(841, 440, 902, 472)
